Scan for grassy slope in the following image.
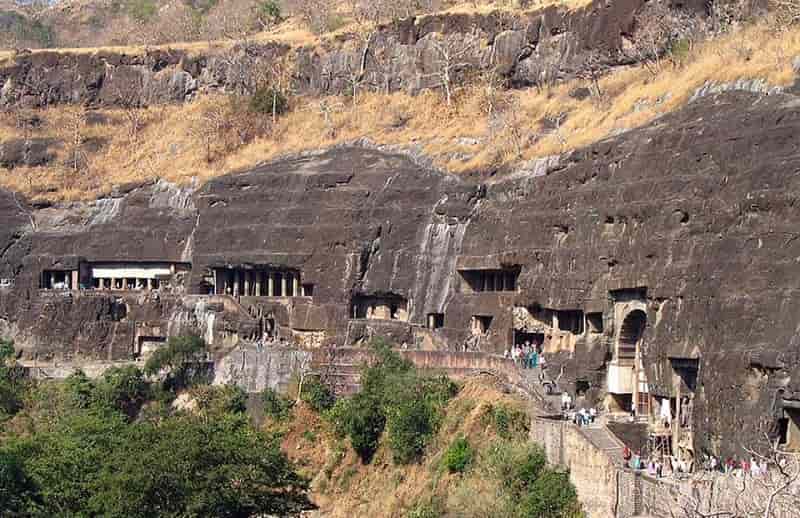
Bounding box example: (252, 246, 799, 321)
(1, 19, 796, 202)
(279, 376, 533, 518)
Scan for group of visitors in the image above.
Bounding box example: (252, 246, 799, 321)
(504, 341, 545, 370)
(702, 455, 770, 477)
(624, 447, 667, 477)
(573, 407, 597, 426)
(560, 392, 598, 426)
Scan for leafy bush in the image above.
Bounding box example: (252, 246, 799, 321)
(262, 387, 294, 421)
(442, 435, 474, 474)
(327, 393, 385, 462)
(0, 339, 23, 420)
(517, 470, 579, 518)
(63, 370, 97, 410)
(483, 440, 579, 517)
(192, 384, 247, 416)
(254, 0, 283, 27)
(482, 403, 529, 440)
(406, 498, 444, 518)
(95, 365, 149, 419)
(249, 86, 289, 117)
(300, 375, 334, 413)
(325, 338, 457, 464)
(144, 335, 207, 390)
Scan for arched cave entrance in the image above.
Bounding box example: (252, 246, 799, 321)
(617, 309, 647, 360)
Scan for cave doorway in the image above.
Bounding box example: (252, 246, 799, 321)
(786, 407, 800, 451)
(617, 309, 647, 360)
(609, 393, 633, 414)
(514, 331, 544, 350)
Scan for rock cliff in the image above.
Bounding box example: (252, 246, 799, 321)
(1, 88, 799, 457)
(0, 0, 687, 108)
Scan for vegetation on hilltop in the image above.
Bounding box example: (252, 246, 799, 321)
(2, 13, 799, 202)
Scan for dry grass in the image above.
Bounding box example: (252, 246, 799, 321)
(1, 20, 798, 201)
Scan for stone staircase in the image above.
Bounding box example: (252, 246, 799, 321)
(577, 423, 626, 466)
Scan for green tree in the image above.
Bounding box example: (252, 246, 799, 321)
(326, 338, 456, 464)
(0, 339, 23, 419)
(88, 413, 310, 517)
(262, 387, 294, 421)
(300, 375, 334, 413)
(95, 365, 149, 419)
(517, 470, 578, 518)
(144, 335, 207, 390)
(0, 449, 40, 517)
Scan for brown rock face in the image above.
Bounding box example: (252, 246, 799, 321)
(1, 90, 800, 456)
(0, 0, 663, 108)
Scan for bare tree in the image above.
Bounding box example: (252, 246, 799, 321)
(424, 31, 481, 107)
(627, 3, 673, 77)
(60, 106, 89, 176)
(675, 436, 800, 518)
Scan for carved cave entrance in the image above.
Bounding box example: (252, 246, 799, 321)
(514, 330, 544, 349)
(617, 309, 646, 361)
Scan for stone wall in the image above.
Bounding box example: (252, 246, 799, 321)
(530, 417, 619, 518)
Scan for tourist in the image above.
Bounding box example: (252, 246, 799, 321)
(589, 407, 597, 423)
(540, 353, 546, 371)
(750, 458, 760, 477)
(561, 391, 570, 411)
(503, 348, 510, 359)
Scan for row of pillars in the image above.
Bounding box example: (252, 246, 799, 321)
(93, 277, 161, 291)
(214, 269, 303, 297)
(479, 271, 516, 292)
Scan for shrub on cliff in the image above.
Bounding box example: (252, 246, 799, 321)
(442, 435, 474, 474)
(95, 365, 150, 419)
(249, 85, 289, 117)
(144, 335, 207, 390)
(262, 387, 294, 421)
(0, 340, 24, 420)
(299, 375, 334, 413)
(326, 338, 457, 464)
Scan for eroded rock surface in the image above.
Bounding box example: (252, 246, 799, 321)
(0, 91, 799, 457)
(0, 0, 677, 108)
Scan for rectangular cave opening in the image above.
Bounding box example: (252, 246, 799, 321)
(609, 393, 633, 414)
(610, 287, 648, 302)
(459, 267, 520, 294)
(514, 330, 544, 348)
(670, 357, 699, 393)
(586, 312, 604, 334)
(89, 262, 185, 292)
(784, 406, 800, 451)
(41, 269, 74, 290)
(351, 294, 409, 322)
(213, 267, 305, 298)
(471, 315, 493, 335)
(557, 310, 584, 334)
(427, 313, 445, 329)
